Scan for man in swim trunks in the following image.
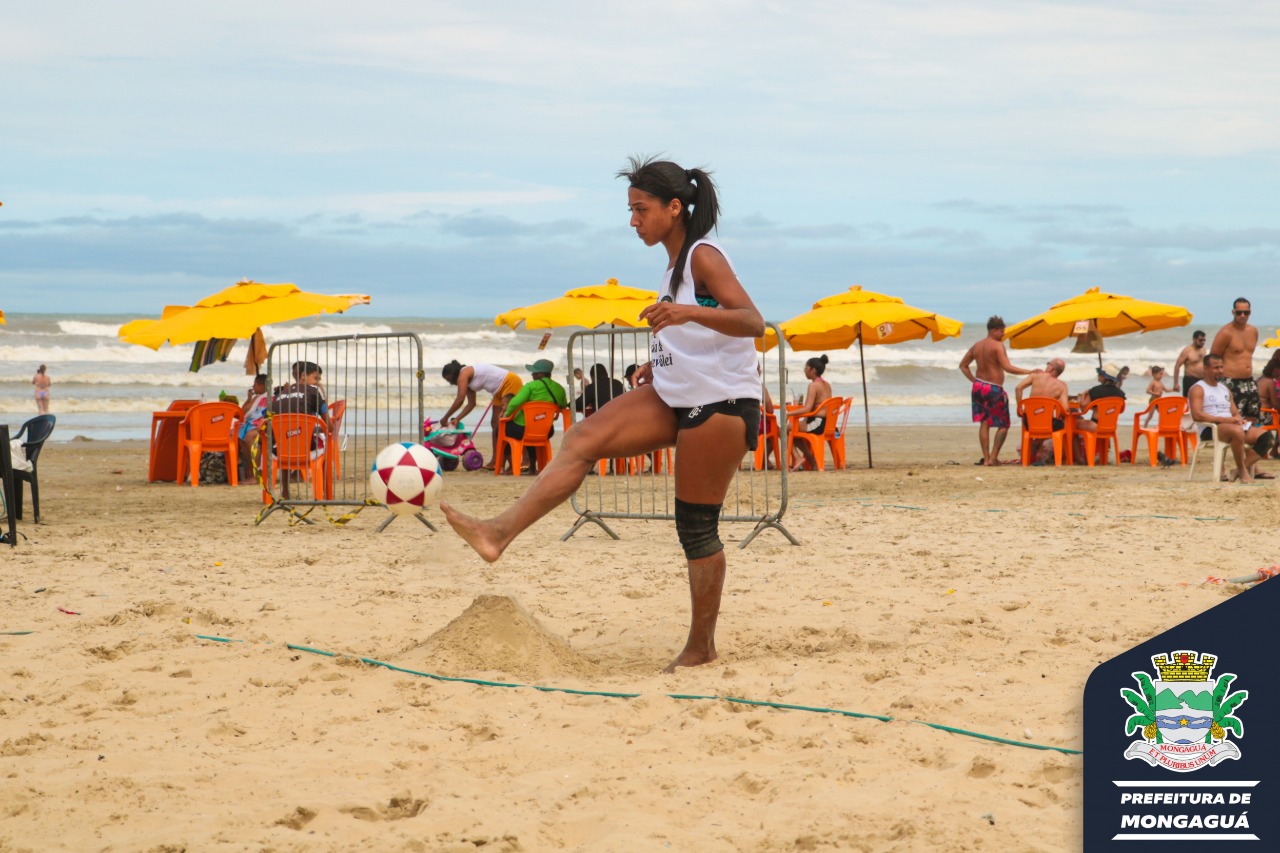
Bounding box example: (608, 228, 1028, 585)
(959, 316, 1040, 466)
(1172, 329, 1207, 396)
(1210, 297, 1260, 421)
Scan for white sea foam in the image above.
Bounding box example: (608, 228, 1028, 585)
(5, 312, 1265, 440)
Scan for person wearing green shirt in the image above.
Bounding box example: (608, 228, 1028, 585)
(503, 359, 569, 473)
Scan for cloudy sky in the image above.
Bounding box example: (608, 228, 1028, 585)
(2, 1, 1277, 323)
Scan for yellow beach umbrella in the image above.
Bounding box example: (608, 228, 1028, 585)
(0, 308, 6, 325)
(1264, 329, 1280, 348)
(767, 286, 964, 468)
(495, 278, 656, 330)
(1005, 286, 1192, 365)
(119, 280, 370, 372)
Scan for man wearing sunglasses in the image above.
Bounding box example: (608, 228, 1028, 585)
(1210, 297, 1261, 423)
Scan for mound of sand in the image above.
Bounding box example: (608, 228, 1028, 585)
(399, 594, 602, 681)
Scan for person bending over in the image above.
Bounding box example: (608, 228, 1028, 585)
(440, 360, 523, 469)
(442, 155, 764, 672)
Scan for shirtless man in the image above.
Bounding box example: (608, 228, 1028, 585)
(1172, 329, 1207, 396)
(1190, 353, 1274, 483)
(1210, 298, 1260, 422)
(1014, 358, 1069, 463)
(959, 316, 1039, 466)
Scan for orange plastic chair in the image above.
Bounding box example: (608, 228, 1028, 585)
(1260, 406, 1278, 455)
(787, 397, 844, 471)
(828, 397, 855, 470)
(1079, 398, 1126, 466)
(754, 410, 780, 471)
(179, 402, 242, 487)
(495, 401, 560, 476)
(1017, 397, 1068, 466)
(327, 400, 346, 478)
(1131, 395, 1189, 466)
(148, 399, 201, 482)
(264, 413, 331, 501)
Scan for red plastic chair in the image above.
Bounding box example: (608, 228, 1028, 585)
(1131, 396, 1189, 466)
(179, 402, 242, 487)
(264, 414, 331, 501)
(1017, 397, 1068, 466)
(787, 397, 844, 471)
(495, 401, 560, 476)
(1080, 398, 1126, 466)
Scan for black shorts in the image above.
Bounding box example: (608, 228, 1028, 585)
(504, 421, 554, 441)
(673, 399, 760, 452)
(1021, 415, 1065, 431)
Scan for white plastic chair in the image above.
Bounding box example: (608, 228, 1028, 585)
(1186, 422, 1228, 482)
(1187, 422, 1262, 482)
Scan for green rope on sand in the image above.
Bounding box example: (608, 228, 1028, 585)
(193, 635, 1082, 756)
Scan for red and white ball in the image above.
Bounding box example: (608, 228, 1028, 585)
(370, 442, 443, 515)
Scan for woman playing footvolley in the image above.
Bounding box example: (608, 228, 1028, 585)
(442, 155, 764, 672)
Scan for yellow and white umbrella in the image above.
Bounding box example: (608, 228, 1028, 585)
(766, 286, 964, 468)
(119, 280, 370, 372)
(1006, 286, 1192, 366)
(495, 278, 655, 330)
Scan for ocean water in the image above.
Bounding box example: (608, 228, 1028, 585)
(0, 312, 1270, 442)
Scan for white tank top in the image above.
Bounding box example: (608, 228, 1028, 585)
(468, 363, 508, 395)
(650, 239, 761, 408)
(1195, 380, 1233, 420)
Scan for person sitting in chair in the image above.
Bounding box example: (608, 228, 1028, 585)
(1014, 358, 1070, 464)
(1189, 353, 1275, 483)
(502, 359, 568, 474)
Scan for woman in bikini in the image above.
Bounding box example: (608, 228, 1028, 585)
(32, 365, 51, 414)
(788, 355, 832, 471)
(442, 155, 764, 672)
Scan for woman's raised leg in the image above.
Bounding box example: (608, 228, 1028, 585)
(441, 386, 677, 562)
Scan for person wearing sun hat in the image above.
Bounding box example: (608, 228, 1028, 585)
(1080, 362, 1126, 411)
(501, 359, 569, 473)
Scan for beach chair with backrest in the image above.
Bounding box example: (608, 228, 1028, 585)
(1259, 406, 1278, 457)
(828, 397, 855, 470)
(10, 414, 55, 522)
(148, 399, 201, 482)
(180, 402, 241, 487)
(787, 396, 844, 472)
(495, 401, 560, 477)
(754, 407, 780, 471)
(1017, 397, 1068, 466)
(1185, 420, 1263, 483)
(327, 399, 346, 478)
(264, 413, 331, 501)
(1131, 395, 1189, 466)
(1080, 398, 1125, 466)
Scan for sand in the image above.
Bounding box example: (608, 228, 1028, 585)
(1, 426, 1268, 852)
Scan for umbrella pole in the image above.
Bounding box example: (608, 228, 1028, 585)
(859, 332, 872, 469)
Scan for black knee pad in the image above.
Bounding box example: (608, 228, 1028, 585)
(675, 498, 723, 560)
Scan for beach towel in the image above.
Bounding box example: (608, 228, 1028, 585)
(190, 337, 237, 372)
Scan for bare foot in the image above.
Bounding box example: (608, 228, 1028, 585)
(439, 500, 506, 563)
(662, 648, 718, 673)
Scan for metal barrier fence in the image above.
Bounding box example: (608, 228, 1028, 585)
(256, 333, 428, 529)
(562, 323, 797, 548)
